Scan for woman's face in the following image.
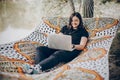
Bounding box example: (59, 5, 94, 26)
(71, 16, 80, 29)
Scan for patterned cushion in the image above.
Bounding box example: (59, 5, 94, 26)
(0, 41, 42, 73)
(0, 55, 31, 73)
(42, 17, 118, 38)
(14, 41, 43, 62)
(53, 66, 103, 80)
(72, 48, 106, 63)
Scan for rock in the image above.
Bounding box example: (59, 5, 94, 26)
(109, 29, 120, 80)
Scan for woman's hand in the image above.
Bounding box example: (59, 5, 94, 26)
(74, 37, 88, 50)
(58, 32, 63, 35)
(74, 45, 85, 50)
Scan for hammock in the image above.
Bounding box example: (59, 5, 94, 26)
(0, 17, 119, 80)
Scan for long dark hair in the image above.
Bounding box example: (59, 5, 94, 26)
(67, 12, 84, 30)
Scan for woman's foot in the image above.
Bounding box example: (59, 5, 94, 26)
(32, 64, 42, 74)
(23, 64, 42, 74)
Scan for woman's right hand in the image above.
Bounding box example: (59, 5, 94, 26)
(58, 32, 63, 35)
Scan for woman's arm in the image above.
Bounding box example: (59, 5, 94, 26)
(58, 32, 63, 35)
(73, 37, 88, 50)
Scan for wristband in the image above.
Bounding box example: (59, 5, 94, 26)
(72, 44, 75, 49)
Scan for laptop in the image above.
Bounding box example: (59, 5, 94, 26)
(47, 34, 74, 51)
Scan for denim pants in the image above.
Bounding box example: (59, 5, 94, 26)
(34, 46, 81, 71)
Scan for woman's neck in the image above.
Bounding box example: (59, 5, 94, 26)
(73, 27, 78, 30)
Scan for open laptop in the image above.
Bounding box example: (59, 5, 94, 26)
(47, 34, 74, 51)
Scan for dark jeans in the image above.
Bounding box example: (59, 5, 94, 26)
(34, 46, 81, 71)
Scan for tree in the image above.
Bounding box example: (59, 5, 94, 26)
(69, 0, 94, 18)
(82, 0, 94, 18)
(68, 0, 75, 13)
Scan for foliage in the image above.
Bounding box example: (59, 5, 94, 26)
(101, 0, 120, 4)
(101, 0, 112, 4)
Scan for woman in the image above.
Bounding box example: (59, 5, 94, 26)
(24, 12, 89, 74)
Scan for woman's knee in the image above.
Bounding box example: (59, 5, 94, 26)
(36, 46, 49, 53)
(53, 50, 64, 54)
(36, 46, 47, 50)
(52, 51, 66, 58)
